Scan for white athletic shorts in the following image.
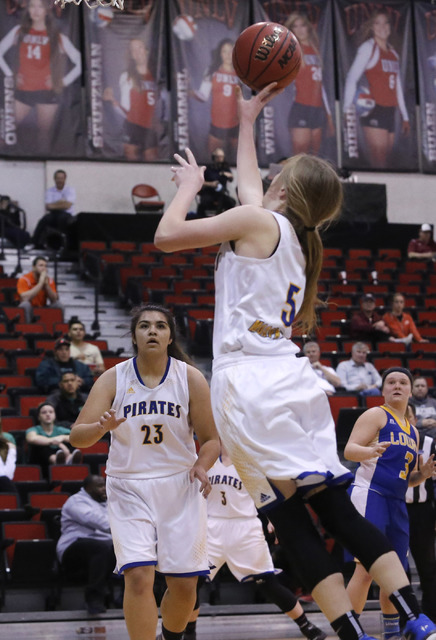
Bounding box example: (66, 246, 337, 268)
(106, 470, 209, 576)
(207, 516, 274, 582)
(211, 354, 352, 510)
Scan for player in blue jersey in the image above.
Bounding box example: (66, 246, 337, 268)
(70, 304, 220, 640)
(154, 83, 436, 640)
(345, 367, 436, 640)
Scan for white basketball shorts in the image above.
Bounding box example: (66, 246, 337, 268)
(207, 515, 274, 582)
(211, 354, 352, 509)
(106, 470, 209, 575)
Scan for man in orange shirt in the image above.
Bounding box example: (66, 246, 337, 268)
(17, 255, 63, 322)
(382, 293, 429, 345)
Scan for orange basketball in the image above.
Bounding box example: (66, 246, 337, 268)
(232, 22, 302, 92)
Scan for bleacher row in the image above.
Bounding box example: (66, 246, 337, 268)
(80, 240, 436, 375)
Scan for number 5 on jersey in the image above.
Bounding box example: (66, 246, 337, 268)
(281, 283, 301, 327)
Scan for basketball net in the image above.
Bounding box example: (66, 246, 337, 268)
(54, 0, 124, 9)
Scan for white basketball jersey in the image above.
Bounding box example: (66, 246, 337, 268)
(106, 357, 197, 479)
(207, 458, 258, 519)
(213, 211, 305, 358)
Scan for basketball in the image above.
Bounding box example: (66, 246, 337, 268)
(232, 22, 302, 92)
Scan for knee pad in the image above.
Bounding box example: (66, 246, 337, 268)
(308, 486, 392, 571)
(254, 572, 298, 613)
(268, 494, 341, 592)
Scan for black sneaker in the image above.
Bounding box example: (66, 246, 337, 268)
(301, 622, 327, 640)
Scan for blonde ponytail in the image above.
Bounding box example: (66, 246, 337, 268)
(280, 155, 343, 334)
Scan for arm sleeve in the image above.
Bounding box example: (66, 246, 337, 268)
(75, 361, 94, 392)
(59, 34, 82, 87)
(193, 76, 212, 102)
(321, 85, 332, 116)
(343, 40, 374, 112)
(3, 445, 17, 480)
(407, 239, 417, 254)
(395, 69, 409, 122)
(45, 187, 54, 206)
(63, 499, 111, 533)
(336, 362, 355, 391)
(119, 72, 132, 113)
(35, 360, 59, 393)
(407, 314, 423, 342)
(382, 313, 402, 338)
(0, 27, 19, 77)
(64, 186, 76, 204)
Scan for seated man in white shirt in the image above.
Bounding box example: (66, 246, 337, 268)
(33, 169, 76, 250)
(336, 342, 382, 397)
(68, 319, 105, 377)
(56, 475, 117, 614)
(303, 341, 342, 396)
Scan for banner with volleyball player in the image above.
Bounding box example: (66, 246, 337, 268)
(0, 0, 83, 158)
(83, 0, 169, 161)
(334, 0, 418, 171)
(168, 0, 251, 166)
(414, 1, 436, 173)
(253, 0, 337, 167)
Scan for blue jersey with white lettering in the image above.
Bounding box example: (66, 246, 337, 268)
(353, 406, 418, 500)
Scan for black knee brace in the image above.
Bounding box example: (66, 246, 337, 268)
(254, 572, 298, 613)
(308, 486, 393, 572)
(268, 494, 341, 593)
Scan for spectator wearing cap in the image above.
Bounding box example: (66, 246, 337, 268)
(382, 293, 429, 346)
(16, 255, 64, 323)
(35, 337, 94, 394)
(350, 294, 390, 343)
(407, 224, 436, 260)
(336, 341, 382, 396)
(302, 341, 342, 395)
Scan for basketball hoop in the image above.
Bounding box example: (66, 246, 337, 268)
(54, 0, 124, 9)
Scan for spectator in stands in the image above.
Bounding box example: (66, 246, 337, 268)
(35, 337, 94, 394)
(16, 255, 63, 323)
(196, 148, 236, 218)
(350, 293, 390, 343)
(33, 169, 76, 250)
(57, 474, 117, 615)
(409, 377, 436, 440)
(68, 319, 105, 377)
(26, 402, 82, 479)
(0, 413, 17, 493)
(407, 224, 436, 261)
(302, 341, 342, 395)
(336, 342, 382, 396)
(47, 372, 88, 428)
(382, 293, 429, 346)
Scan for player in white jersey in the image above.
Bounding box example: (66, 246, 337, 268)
(70, 304, 220, 640)
(154, 84, 436, 640)
(184, 445, 327, 640)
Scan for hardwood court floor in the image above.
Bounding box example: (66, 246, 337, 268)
(0, 606, 383, 640)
